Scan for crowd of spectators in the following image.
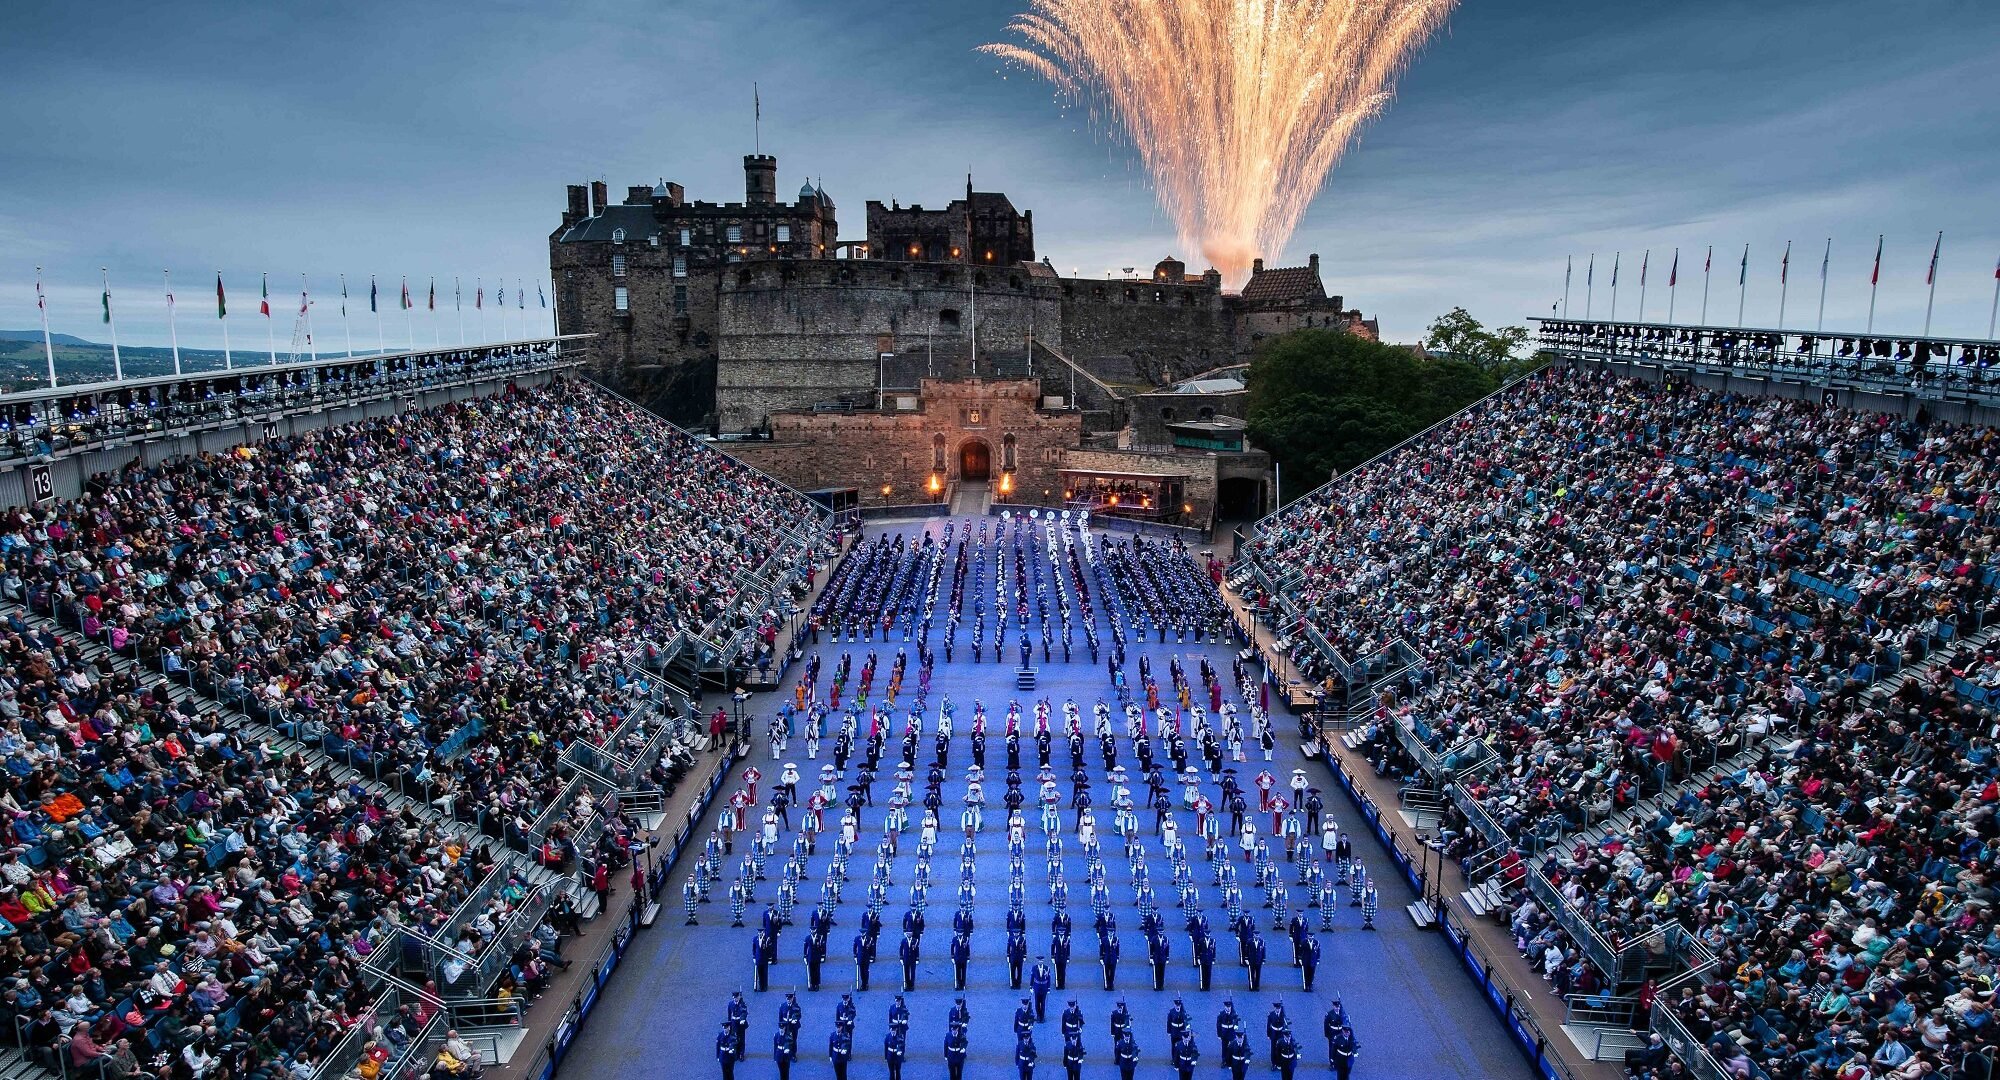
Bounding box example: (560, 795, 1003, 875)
(1243, 364, 2000, 1078)
(0, 376, 825, 1078)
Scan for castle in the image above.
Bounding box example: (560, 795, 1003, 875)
(549, 153, 1377, 527)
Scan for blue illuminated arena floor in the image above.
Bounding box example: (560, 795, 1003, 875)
(558, 520, 1531, 1079)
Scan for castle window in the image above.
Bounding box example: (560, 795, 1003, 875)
(611, 228, 626, 245)
(1010, 276, 1022, 290)
(939, 309, 961, 328)
(776, 225, 792, 243)
(673, 256, 687, 278)
(611, 255, 627, 278)
(679, 228, 691, 246)
(1160, 407, 1176, 421)
(726, 225, 743, 244)
(738, 269, 754, 286)
(1124, 288, 1137, 302)
(939, 270, 957, 286)
(975, 273, 989, 287)
(673, 285, 688, 316)
(648, 234, 660, 247)
(613, 286, 629, 312)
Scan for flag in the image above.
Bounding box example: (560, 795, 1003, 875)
(401, 278, 412, 310)
(216, 274, 227, 318)
(538, 283, 547, 309)
(428, 279, 436, 311)
(1820, 240, 1830, 283)
(260, 273, 270, 317)
(455, 279, 462, 310)
(101, 284, 112, 324)
(1669, 250, 1678, 288)
(35, 279, 45, 311)
(1611, 253, 1619, 288)
(476, 284, 483, 310)
(1871, 235, 1883, 286)
(166, 280, 175, 309)
(340, 277, 349, 317)
(1927, 232, 1942, 285)
(517, 286, 524, 309)
(1705, 246, 1712, 274)
(1565, 256, 1572, 290)
(1739, 245, 1748, 286)
(1780, 242, 1790, 285)
(1587, 255, 1594, 287)
(298, 286, 308, 317)
(755, 83, 761, 123)
(1640, 250, 1648, 287)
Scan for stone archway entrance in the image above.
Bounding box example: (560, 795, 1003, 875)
(959, 438, 992, 482)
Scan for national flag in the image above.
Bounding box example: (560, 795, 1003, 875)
(455, 279, 462, 310)
(1704, 246, 1712, 275)
(1739, 245, 1748, 286)
(1994, 254, 1999, 281)
(298, 286, 308, 317)
(101, 283, 112, 324)
(1927, 232, 1942, 286)
(400, 278, 412, 310)
(1871, 235, 1883, 286)
(165, 280, 175, 309)
(1610, 252, 1619, 288)
(1780, 242, 1790, 285)
(428, 279, 436, 311)
(538, 283, 547, 309)
(517, 285, 524, 309)
(476, 284, 483, 310)
(1668, 250, 1678, 287)
(216, 274, 227, 318)
(36, 279, 46, 311)
(1640, 250, 1648, 287)
(340, 276, 349, 317)
(1820, 240, 1830, 283)
(260, 273, 270, 317)
(1586, 255, 1594, 287)
(1564, 256, 1572, 291)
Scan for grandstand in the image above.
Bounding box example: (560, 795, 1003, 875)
(1233, 320, 2000, 1080)
(0, 338, 839, 1080)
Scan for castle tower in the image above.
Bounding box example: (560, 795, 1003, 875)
(744, 154, 778, 206)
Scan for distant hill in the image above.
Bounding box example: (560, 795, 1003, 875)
(0, 332, 247, 394)
(0, 330, 94, 347)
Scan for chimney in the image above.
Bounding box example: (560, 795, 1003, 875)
(660, 181, 685, 207)
(589, 181, 608, 216)
(744, 154, 778, 206)
(1308, 253, 1320, 275)
(1251, 258, 1264, 275)
(564, 185, 588, 226)
(626, 185, 653, 205)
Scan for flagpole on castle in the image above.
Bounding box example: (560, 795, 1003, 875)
(1585, 254, 1594, 319)
(165, 270, 182, 376)
(1777, 241, 1791, 333)
(102, 268, 124, 382)
(1561, 256, 1571, 319)
(1923, 232, 1943, 338)
(1736, 245, 1749, 328)
(372, 277, 384, 356)
(34, 267, 57, 389)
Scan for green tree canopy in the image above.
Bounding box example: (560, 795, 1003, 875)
(1245, 324, 1528, 504)
(1424, 306, 1532, 371)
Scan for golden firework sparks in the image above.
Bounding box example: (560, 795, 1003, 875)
(983, 0, 1456, 287)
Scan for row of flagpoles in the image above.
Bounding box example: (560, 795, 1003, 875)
(27, 270, 557, 390)
(1559, 233, 1999, 339)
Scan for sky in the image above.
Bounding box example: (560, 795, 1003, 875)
(2, 0, 1996, 350)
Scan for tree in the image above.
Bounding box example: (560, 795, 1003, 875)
(1424, 307, 1531, 372)
(1245, 327, 1506, 505)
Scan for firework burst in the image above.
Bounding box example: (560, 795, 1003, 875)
(983, 0, 1456, 286)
